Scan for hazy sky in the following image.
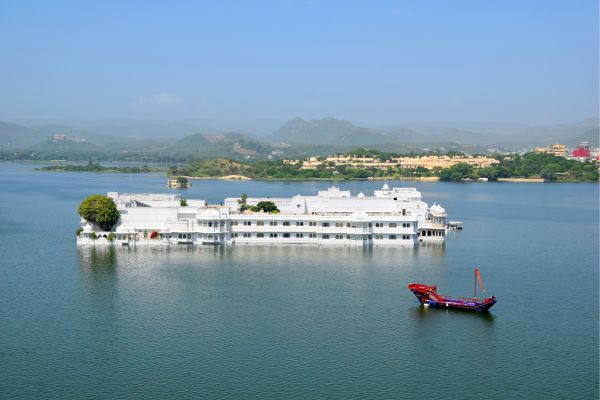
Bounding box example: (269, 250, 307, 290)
(0, 0, 598, 125)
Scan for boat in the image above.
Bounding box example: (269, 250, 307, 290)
(447, 221, 463, 230)
(408, 268, 497, 312)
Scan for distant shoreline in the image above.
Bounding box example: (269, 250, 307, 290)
(173, 175, 597, 183)
(18, 163, 596, 183)
(177, 175, 441, 182)
(497, 177, 545, 183)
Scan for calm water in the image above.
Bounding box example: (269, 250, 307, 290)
(0, 163, 598, 399)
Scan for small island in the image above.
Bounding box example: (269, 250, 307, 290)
(36, 162, 155, 174)
(167, 176, 191, 188)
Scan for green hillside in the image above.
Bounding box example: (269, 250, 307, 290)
(266, 117, 393, 146)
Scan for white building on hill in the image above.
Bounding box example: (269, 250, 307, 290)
(77, 184, 448, 247)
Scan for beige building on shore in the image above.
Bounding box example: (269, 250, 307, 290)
(533, 144, 567, 157)
(284, 155, 498, 171)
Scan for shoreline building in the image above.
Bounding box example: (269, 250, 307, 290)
(571, 142, 591, 161)
(77, 184, 448, 247)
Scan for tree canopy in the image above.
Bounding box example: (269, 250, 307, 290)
(77, 195, 120, 231)
(250, 201, 279, 213)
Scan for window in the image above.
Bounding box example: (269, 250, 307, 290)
(233, 233, 238, 238)
(375, 222, 383, 228)
(243, 233, 251, 238)
(270, 221, 277, 226)
(346, 235, 350, 239)
(283, 233, 290, 238)
(283, 221, 290, 226)
(375, 234, 383, 240)
(256, 221, 264, 226)
(346, 223, 351, 227)
(389, 223, 397, 228)
(335, 234, 344, 239)
(389, 235, 397, 240)
(243, 221, 252, 226)
(257, 233, 264, 238)
(296, 221, 304, 226)
(368, 223, 372, 227)
(322, 234, 330, 239)
(309, 233, 316, 238)
(296, 233, 304, 238)
(309, 221, 317, 226)
(208, 222, 213, 227)
(232, 221, 238, 225)
(402, 222, 411, 228)
(402, 209, 406, 216)
(270, 233, 278, 238)
(322, 222, 330, 227)
(335, 222, 343, 227)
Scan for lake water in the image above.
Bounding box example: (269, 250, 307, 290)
(0, 163, 598, 399)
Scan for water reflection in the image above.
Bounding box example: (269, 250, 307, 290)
(76, 244, 447, 271)
(410, 304, 496, 324)
(78, 245, 117, 275)
(77, 246, 122, 364)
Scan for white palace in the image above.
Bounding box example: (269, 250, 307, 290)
(77, 184, 448, 247)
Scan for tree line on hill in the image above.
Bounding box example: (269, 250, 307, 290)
(439, 153, 598, 182)
(168, 151, 598, 182)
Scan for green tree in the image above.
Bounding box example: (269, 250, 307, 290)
(176, 176, 189, 187)
(251, 201, 279, 213)
(77, 195, 120, 231)
(180, 198, 188, 206)
(439, 163, 475, 181)
(238, 193, 249, 211)
(540, 169, 557, 182)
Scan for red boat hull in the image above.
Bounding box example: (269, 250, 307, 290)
(408, 283, 497, 312)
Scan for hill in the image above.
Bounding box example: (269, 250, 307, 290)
(567, 127, 599, 147)
(159, 132, 274, 159)
(494, 119, 599, 149)
(29, 138, 101, 155)
(266, 117, 394, 146)
(0, 122, 46, 149)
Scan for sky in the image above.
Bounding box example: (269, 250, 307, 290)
(0, 0, 598, 126)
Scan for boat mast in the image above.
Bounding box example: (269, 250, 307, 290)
(474, 268, 477, 299)
(474, 268, 485, 299)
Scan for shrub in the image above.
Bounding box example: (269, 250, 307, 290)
(149, 231, 159, 239)
(107, 232, 116, 242)
(76, 227, 83, 237)
(180, 198, 188, 207)
(254, 201, 279, 213)
(89, 232, 97, 239)
(176, 176, 189, 186)
(78, 195, 120, 231)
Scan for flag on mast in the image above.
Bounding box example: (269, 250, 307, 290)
(475, 268, 486, 293)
